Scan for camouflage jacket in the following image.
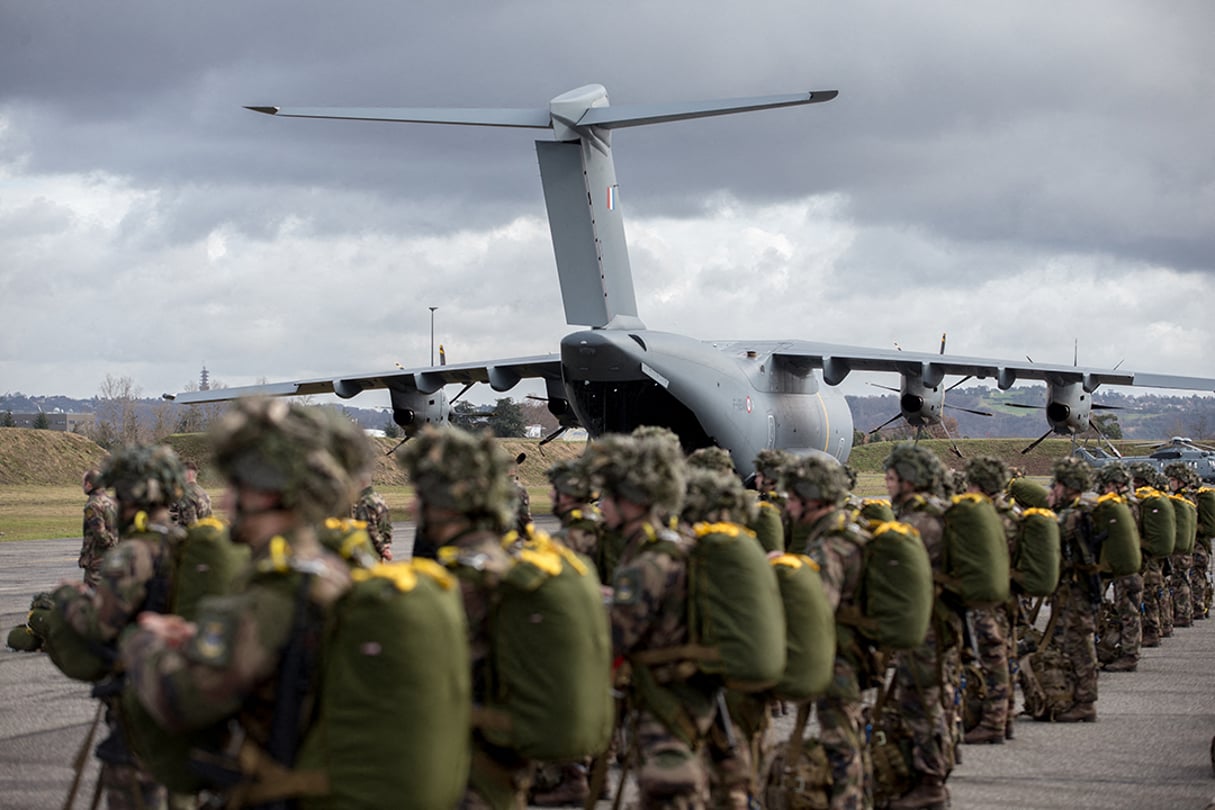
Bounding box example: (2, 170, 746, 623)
(1057, 491, 1101, 573)
(119, 529, 351, 740)
(609, 522, 694, 660)
(438, 527, 513, 701)
(172, 481, 213, 528)
(514, 480, 532, 536)
(351, 486, 393, 558)
(553, 503, 604, 557)
(894, 493, 948, 569)
(80, 490, 119, 571)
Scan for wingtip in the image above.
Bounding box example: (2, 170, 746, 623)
(245, 106, 280, 116)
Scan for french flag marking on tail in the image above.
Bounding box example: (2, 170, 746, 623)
(607, 184, 618, 211)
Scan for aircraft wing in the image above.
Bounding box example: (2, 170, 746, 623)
(165, 355, 563, 404)
(713, 339, 1215, 392)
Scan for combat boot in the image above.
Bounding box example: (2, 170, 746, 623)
(531, 764, 590, 807)
(1055, 702, 1096, 723)
(963, 725, 1004, 745)
(887, 775, 949, 810)
(1102, 656, 1138, 672)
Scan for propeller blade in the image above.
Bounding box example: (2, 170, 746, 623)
(940, 332, 947, 355)
(1021, 429, 1055, 455)
(868, 413, 905, 434)
(1006, 403, 1041, 410)
(868, 382, 900, 393)
(1091, 403, 1122, 410)
(939, 420, 964, 458)
(385, 435, 411, 456)
(449, 382, 475, 405)
(945, 404, 994, 417)
(1089, 420, 1122, 458)
(944, 375, 973, 392)
(538, 425, 569, 446)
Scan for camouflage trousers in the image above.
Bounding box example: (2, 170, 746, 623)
(891, 619, 960, 781)
(1097, 573, 1143, 664)
(1142, 557, 1166, 645)
(1172, 554, 1194, 627)
(97, 703, 166, 810)
(713, 691, 764, 810)
(967, 606, 1011, 734)
(1047, 578, 1098, 707)
(813, 660, 870, 810)
(464, 738, 533, 810)
(629, 704, 715, 810)
(1192, 544, 1211, 620)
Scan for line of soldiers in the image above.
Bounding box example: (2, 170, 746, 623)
(35, 406, 1213, 810)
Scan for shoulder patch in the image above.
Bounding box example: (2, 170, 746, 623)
(612, 568, 643, 606)
(185, 614, 237, 667)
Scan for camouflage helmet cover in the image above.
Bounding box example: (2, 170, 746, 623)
(1051, 456, 1094, 493)
(883, 443, 940, 491)
(211, 398, 363, 521)
(1095, 461, 1131, 489)
(1163, 462, 1199, 489)
(965, 456, 1009, 496)
(585, 433, 685, 514)
(754, 448, 795, 482)
(687, 446, 736, 475)
(397, 425, 515, 530)
(99, 444, 187, 508)
(784, 454, 849, 506)
(681, 468, 754, 525)
(1127, 461, 1159, 486)
(546, 456, 595, 501)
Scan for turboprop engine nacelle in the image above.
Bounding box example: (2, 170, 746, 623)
(1044, 380, 1092, 435)
(900, 375, 946, 427)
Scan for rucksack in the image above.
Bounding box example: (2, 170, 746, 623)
(768, 553, 836, 702)
(1012, 508, 1061, 597)
(1092, 493, 1142, 576)
(853, 521, 933, 650)
(1171, 495, 1198, 555)
(477, 531, 614, 761)
(1197, 488, 1215, 539)
(1136, 488, 1177, 557)
(940, 493, 1011, 606)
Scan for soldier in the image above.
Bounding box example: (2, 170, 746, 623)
(1130, 462, 1170, 645)
(399, 426, 530, 809)
(118, 399, 369, 808)
(1163, 462, 1196, 629)
(689, 445, 785, 554)
(784, 454, 875, 810)
(55, 446, 190, 810)
(545, 455, 603, 557)
(961, 456, 1015, 743)
(171, 460, 212, 527)
(351, 471, 394, 560)
(585, 432, 718, 809)
(1096, 463, 1144, 672)
(1045, 456, 1102, 722)
(79, 467, 119, 589)
(513, 452, 533, 536)
(883, 442, 958, 810)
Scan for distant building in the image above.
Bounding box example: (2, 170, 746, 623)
(6, 413, 95, 433)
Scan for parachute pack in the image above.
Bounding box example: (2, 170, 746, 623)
(1012, 508, 1061, 597)
(768, 554, 836, 702)
(5, 592, 54, 652)
(852, 521, 933, 650)
(1137, 487, 1177, 557)
(940, 493, 1011, 607)
(1092, 493, 1142, 576)
(1197, 488, 1215, 538)
(477, 532, 614, 761)
(1171, 494, 1198, 555)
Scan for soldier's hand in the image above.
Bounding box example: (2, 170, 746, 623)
(136, 612, 196, 649)
(382, 546, 394, 562)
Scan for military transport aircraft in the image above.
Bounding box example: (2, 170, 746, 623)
(168, 84, 1215, 471)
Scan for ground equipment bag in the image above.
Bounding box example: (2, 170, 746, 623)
(297, 559, 472, 810)
(1018, 646, 1075, 721)
(1011, 508, 1060, 597)
(941, 493, 1010, 606)
(768, 554, 836, 701)
(855, 521, 933, 650)
(763, 703, 832, 810)
(7, 592, 54, 652)
(683, 522, 787, 692)
(1092, 493, 1142, 576)
(1171, 495, 1198, 554)
(1137, 488, 1176, 557)
(1198, 488, 1215, 538)
(479, 533, 614, 761)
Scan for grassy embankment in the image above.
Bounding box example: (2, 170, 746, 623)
(2, 427, 1160, 542)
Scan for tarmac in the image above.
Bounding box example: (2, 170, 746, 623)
(2, 528, 1214, 809)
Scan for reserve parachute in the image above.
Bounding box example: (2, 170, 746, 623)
(1092, 493, 1142, 576)
(940, 493, 1011, 606)
(1011, 508, 1061, 597)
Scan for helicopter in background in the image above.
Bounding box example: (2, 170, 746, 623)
(1072, 436, 1215, 483)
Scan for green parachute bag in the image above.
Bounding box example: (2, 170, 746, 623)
(316, 517, 379, 567)
(7, 625, 41, 652)
(750, 499, 786, 554)
(858, 499, 896, 526)
(686, 522, 787, 692)
(941, 494, 1010, 606)
(1009, 478, 1050, 510)
(170, 518, 251, 620)
(297, 559, 472, 810)
(857, 522, 933, 650)
(1092, 493, 1142, 576)
(1172, 495, 1198, 554)
(480, 533, 614, 761)
(44, 585, 112, 681)
(25, 591, 55, 640)
(769, 554, 836, 702)
(1012, 508, 1061, 597)
(1137, 488, 1177, 557)
(1197, 488, 1215, 539)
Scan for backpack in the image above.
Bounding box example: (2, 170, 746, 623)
(1018, 646, 1075, 721)
(1137, 488, 1177, 557)
(1197, 488, 1215, 538)
(477, 532, 614, 761)
(1171, 495, 1198, 555)
(768, 554, 836, 702)
(940, 493, 1011, 606)
(1009, 478, 1050, 510)
(1092, 493, 1142, 576)
(294, 559, 472, 810)
(1011, 508, 1061, 597)
(854, 521, 933, 650)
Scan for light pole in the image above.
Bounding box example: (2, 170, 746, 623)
(429, 306, 438, 366)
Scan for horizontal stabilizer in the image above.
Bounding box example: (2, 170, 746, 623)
(246, 106, 553, 129)
(577, 90, 838, 129)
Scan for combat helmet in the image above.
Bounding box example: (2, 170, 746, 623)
(966, 456, 1009, 497)
(883, 443, 940, 492)
(211, 398, 367, 522)
(397, 425, 515, 531)
(1163, 462, 1200, 490)
(1127, 461, 1160, 489)
(687, 446, 736, 475)
(1095, 461, 1131, 490)
(99, 444, 187, 509)
(546, 456, 596, 502)
(681, 468, 754, 525)
(585, 433, 685, 514)
(783, 454, 850, 506)
(1051, 456, 1094, 493)
(754, 449, 795, 486)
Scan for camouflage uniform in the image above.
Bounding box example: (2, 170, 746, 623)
(80, 474, 119, 589)
(351, 484, 393, 559)
(1096, 464, 1142, 672)
(547, 456, 604, 558)
(171, 478, 213, 527)
(1131, 464, 1172, 646)
(786, 453, 874, 810)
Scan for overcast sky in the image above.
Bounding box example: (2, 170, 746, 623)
(2, 1, 1213, 413)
